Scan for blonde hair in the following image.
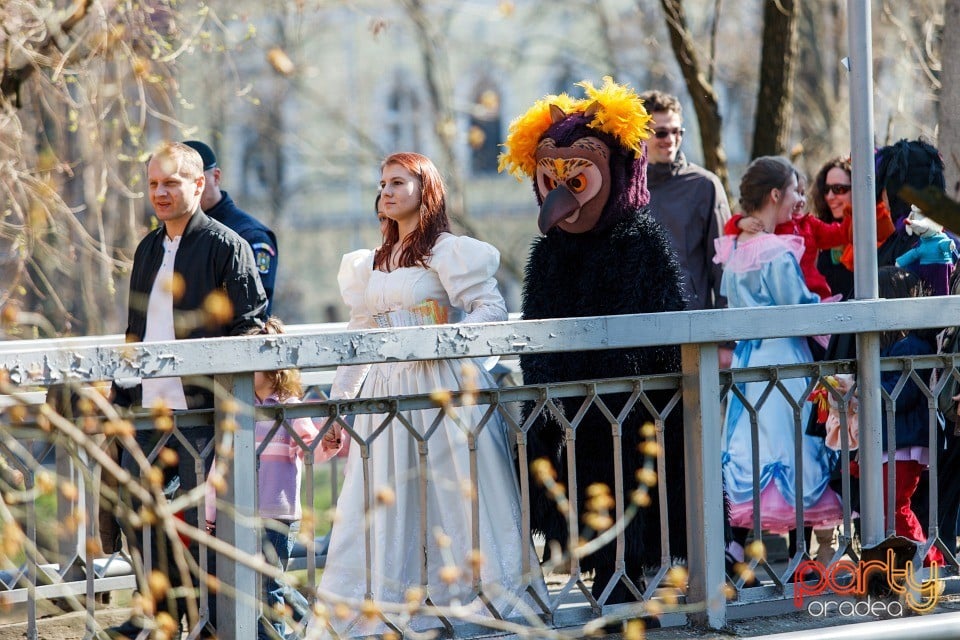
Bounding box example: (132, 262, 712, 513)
(149, 141, 204, 180)
(247, 317, 303, 401)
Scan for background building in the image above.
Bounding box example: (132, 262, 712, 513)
(1, 0, 946, 333)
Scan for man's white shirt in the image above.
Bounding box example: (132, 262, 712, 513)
(140, 235, 188, 410)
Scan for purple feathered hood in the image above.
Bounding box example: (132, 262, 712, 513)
(533, 112, 649, 233)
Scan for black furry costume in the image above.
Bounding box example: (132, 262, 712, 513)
(503, 83, 689, 605)
(521, 215, 687, 601)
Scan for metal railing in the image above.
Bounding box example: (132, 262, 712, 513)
(3, 297, 960, 638)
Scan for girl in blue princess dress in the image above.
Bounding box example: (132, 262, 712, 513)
(715, 156, 843, 570)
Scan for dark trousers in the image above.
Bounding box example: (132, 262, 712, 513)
(120, 425, 215, 631)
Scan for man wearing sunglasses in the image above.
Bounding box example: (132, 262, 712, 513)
(640, 91, 731, 321)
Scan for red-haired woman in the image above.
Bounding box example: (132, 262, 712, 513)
(312, 153, 544, 636)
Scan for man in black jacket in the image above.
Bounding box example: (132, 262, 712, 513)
(184, 139, 279, 314)
(109, 141, 267, 639)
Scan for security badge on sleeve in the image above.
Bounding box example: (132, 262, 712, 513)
(251, 242, 275, 275)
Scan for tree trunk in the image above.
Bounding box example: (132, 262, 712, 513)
(940, 0, 960, 198)
(656, 0, 730, 196)
(751, 0, 799, 158)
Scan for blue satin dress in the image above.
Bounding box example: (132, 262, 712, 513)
(715, 233, 843, 533)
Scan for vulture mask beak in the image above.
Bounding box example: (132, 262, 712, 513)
(538, 185, 580, 234)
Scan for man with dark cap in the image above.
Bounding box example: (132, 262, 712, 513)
(184, 140, 279, 313)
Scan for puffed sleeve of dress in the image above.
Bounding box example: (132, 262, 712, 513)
(431, 235, 508, 324)
(328, 249, 375, 400)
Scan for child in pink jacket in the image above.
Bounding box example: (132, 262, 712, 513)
(206, 318, 341, 639)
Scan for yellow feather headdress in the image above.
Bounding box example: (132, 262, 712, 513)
(497, 76, 652, 181)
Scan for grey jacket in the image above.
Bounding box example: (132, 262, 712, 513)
(646, 152, 731, 310)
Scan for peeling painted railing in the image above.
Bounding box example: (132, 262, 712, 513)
(3, 298, 960, 638)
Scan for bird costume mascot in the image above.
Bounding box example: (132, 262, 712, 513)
(498, 77, 688, 608)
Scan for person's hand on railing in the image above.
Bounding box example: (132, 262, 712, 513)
(316, 422, 343, 462)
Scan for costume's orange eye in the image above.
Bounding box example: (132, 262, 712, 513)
(542, 175, 557, 192)
(567, 174, 588, 194)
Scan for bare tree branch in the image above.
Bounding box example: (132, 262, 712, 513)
(880, 3, 942, 90)
(655, 0, 730, 195)
(398, 0, 524, 281)
(0, 0, 93, 102)
(708, 0, 722, 85)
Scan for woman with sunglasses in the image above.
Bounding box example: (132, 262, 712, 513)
(810, 154, 909, 301)
(811, 156, 864, 301)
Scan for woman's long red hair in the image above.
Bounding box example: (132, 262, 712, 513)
(373, 152, 450, 271)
